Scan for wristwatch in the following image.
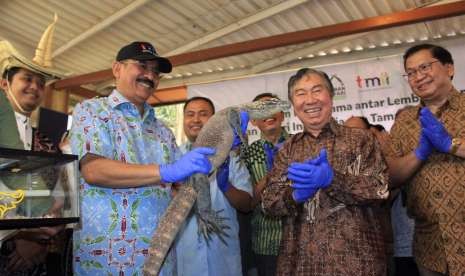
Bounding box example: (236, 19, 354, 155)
(450, 138, 462, 154)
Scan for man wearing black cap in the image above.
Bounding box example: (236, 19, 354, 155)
(70, 41, 215, 276)
(113, 41, 173, 114)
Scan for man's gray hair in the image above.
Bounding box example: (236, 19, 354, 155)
(287, 68, 334, 100)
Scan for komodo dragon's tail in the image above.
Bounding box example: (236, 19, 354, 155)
(143, 184, 197, 276)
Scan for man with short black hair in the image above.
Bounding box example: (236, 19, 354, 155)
(386, 43, 465, 276)
(70, 41, 215, 275)
(183, 96, 216, 114)
(176, 96, 253, 276)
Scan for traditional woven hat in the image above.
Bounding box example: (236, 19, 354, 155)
(0, 14, 62, 81)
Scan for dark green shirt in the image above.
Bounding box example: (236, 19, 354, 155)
(245, 129, 288, 255)
(0, 89, 23, 149)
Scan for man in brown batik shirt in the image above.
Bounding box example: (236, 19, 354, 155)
(261, 68, 390, 276)
(386, 44, 465, 276)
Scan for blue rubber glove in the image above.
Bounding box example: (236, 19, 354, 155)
(414, 129, 433, 161)
(160, 147, 215, 183)
(419, 107, 452, 153)
(216, 156, 231, 193)
(292, 187, 318, 203)
(264, 142, 283, 171)
(232, 111, 249, 149)
(287, 149, 334, 203)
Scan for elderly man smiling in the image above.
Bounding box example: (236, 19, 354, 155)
(70, 42, 215, 276)
(261, 68, 390, 276)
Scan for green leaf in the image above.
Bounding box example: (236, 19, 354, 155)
(141, 189, 153, 196)
(108, 220, 117, 234)
(92, 236, 105, 244)
(81, 260, 103, 269)
(81, 260, 92, 269)
(93, 261, 103, 269)
(140, 236, 151, 244)
(110, 199, 117, 212)
(131, 221, 139, 232)
(128, 149, 138, 163)
(131, 198, 141, 213)
(162, 143, 170, 162)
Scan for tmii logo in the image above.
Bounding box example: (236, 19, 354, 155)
(356, 72, 390, 91)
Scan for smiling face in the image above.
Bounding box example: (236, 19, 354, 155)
(251, 96, 284, 137)
(183, 99, 214, 142)
(290, 73, 333, 136)
(405, 49, 454, 104)
(1, 68, 46, 115)
(112, 59, 161, 109)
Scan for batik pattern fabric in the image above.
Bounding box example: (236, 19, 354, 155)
(387, 90, 465, 276)
(70, 89, 180, 276)
(175, 142, 253, 276)
(244, 130, 288, 256)
(261, 119, 389, 276)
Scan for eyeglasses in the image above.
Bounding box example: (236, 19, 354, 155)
(403, 60, 440, 80)
(120, 60, 163, 79)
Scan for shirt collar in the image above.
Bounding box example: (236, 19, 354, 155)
(315, 118, 343, 138)
(181, 141, 193, 152)
(417, 87, 460, 117)
(108, 89, 155, 120)
(14, 111, 29, 125)
(446, 88, 461, 111)
(293, 117, 342, 142)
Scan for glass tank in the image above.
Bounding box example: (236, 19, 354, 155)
(0, 147, 79, 233)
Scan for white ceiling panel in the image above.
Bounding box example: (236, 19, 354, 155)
(0, 0, 464, 97)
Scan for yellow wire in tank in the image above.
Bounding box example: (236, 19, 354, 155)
(0, 190, 25, 218)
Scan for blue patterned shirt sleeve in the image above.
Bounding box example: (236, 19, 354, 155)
(70, 99, 113, 160)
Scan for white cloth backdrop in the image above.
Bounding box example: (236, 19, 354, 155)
(188, 40, 465, 143)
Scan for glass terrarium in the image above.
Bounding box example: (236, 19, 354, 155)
(0, 147, 79, 235)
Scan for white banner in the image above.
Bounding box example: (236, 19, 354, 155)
(188, 41, 465, 142)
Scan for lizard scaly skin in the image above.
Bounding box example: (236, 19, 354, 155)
(143, 98, 290, 275)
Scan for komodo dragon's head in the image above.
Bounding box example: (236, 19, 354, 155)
(242, 98, 290, 120)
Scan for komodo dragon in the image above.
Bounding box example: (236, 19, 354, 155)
(144, 98, 290, 275)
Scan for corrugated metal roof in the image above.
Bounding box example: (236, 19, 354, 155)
(1, 0, 464, 95)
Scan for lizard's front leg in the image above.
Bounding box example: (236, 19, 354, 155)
(192, 173, 230, 244)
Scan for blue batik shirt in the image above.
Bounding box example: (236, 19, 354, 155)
(70, 89, 180, 276)
(175, 142, 252, 276)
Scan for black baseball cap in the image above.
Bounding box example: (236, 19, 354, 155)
(116, 41, 172, 73)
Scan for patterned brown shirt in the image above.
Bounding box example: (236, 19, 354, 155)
(262, 119, 389, 276)
(387, 90, 465, 276)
